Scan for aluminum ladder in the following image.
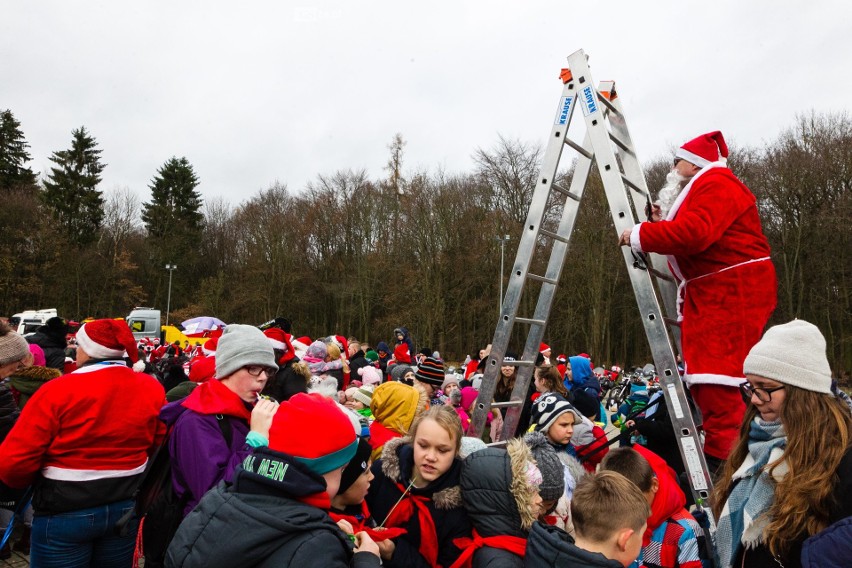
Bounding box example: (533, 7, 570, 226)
(468, 48, 714, 509)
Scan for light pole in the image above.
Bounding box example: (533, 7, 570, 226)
(496, 234, 510, 317)
(165, 264, 177, 326)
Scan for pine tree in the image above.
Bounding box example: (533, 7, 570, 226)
(0, 109, 38, 192)
(141, 156, 203, 239)
(42, 126, 106, 245)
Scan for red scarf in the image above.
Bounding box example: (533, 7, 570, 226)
(181, 377, 252, 421)
(384, 482, 440, 567)
(329, 501, 406, 542)
(450, 529, 527, 568)
(296, 491, 332, 510)
(369, 421, 402, 455)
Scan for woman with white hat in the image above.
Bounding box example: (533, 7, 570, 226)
(713, 320, 852, 568)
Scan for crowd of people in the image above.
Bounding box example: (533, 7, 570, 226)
(0, 132, 849, 568)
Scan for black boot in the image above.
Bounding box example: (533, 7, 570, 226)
(0, 541, 11, 560)
(14, 525, 30, 554)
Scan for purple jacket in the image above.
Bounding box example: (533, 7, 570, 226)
(159, 400, 253, 515)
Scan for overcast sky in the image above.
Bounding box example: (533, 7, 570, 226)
(3, 1, 851, 206)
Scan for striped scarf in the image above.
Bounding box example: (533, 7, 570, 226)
(715, 418, 786, 568)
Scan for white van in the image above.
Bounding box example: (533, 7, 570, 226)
(10, 308, 58, 335)
(126, 308, 162, 340)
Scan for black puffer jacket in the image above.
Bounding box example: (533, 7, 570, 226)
(525, 522, 623, 568)
(167, 448, 381, 568)
(460, 439, 538, 567)
(0, 382, 20, 441)
(365, 437, 470, 568)
(26, 330, 67, 373)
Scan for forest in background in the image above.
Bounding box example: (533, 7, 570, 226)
(1, 110, 849, 375)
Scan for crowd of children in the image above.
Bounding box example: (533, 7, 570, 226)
(0, 316, 851, 568)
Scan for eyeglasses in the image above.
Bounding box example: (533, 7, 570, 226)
(244, 365, 276, 377)
(739, 382, 785, 404)
(673, 158, 683, 167)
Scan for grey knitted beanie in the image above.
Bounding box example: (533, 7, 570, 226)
(523, 431, 566, 502)
(0, 329, 30, 366)
(215, 324, 278, 379)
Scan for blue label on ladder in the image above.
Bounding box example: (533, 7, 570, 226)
(555, 96, 573, 125)
(581, 85, 598, 116)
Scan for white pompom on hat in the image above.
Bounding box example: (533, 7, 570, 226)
(675, 131, 729, 168)
(743, 319, 833, 394)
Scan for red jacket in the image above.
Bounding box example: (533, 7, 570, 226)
(0, 361, 165, 512)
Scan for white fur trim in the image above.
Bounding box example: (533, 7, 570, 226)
(42, 460, 147, 481)
(267, 338, 287, 350)
(675, 148, 711, 168)
(629, 224, 643, 253)
(202, 346, 215, 355)
(684, 372, 745, 388)
(133, 360, 146, 372)
(75, 326, 125, 360)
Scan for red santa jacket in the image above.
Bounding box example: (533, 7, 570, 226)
(0, 361, 166, 513)
(635, 166, 771, 280)
(631, 164, 776, 388)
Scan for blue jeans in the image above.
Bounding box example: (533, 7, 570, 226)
(30, 500, 138, 568)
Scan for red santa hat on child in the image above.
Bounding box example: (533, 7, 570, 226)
(75, 319, 145, 372)
(539, 343, 551, 354)
(263, 328, 296, 365)
(675, 131, 728, 168)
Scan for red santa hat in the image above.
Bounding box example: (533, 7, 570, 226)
(75, 319, 145, 372)
(263, 328, 296, 365)
(202, 336, 218, 356)
(393, 343, 412, 364)
(539, 343, 551, 354)
(268, 393, 358, 475)
(189, 355, 216, 383)
(675, 131, 728, 168)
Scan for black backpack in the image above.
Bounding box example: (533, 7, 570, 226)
(134, 414, 233, 568)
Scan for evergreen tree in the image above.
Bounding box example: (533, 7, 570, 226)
(42, 126, 106, 245)
(0, 109, 38, 191)
(141, 156, 203, 238)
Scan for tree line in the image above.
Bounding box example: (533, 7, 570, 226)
(0, 110, 849, 376)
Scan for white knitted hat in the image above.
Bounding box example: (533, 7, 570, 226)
(743, 319, 832, 394)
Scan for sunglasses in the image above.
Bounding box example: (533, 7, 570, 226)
(244, 365, 276, 377)
(673, 158, 683, 167)
(739, 381, 785, 404)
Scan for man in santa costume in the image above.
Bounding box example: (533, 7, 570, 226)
(0, 319, 165, 566)
(619, 131, 777, 468)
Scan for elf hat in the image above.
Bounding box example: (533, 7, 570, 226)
(268, 392, 358, 475)
(675, 131, 728, 168)
(76, 319, 145, 372)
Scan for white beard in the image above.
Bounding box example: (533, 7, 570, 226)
(657, 170, 690, 217)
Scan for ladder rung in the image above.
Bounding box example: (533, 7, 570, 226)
(514, 317, 547, 326)
(551, 183, 581, 201)
(527, 273, 559, 286)
(620, 174, 643, 193)
(663, 317, 682, 328)
(608, 131, 631, 153)
(501, 359, 535, 368)
(488, 400, 524, 409)
(539, 228, 569, 244)
(596, 91, 619, 114)
(564, 137, 593, 159)
(649, 267, 675, 282)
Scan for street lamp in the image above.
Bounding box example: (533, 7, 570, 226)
(496, 234, 511, 316)
(165, 264, 177, 326)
